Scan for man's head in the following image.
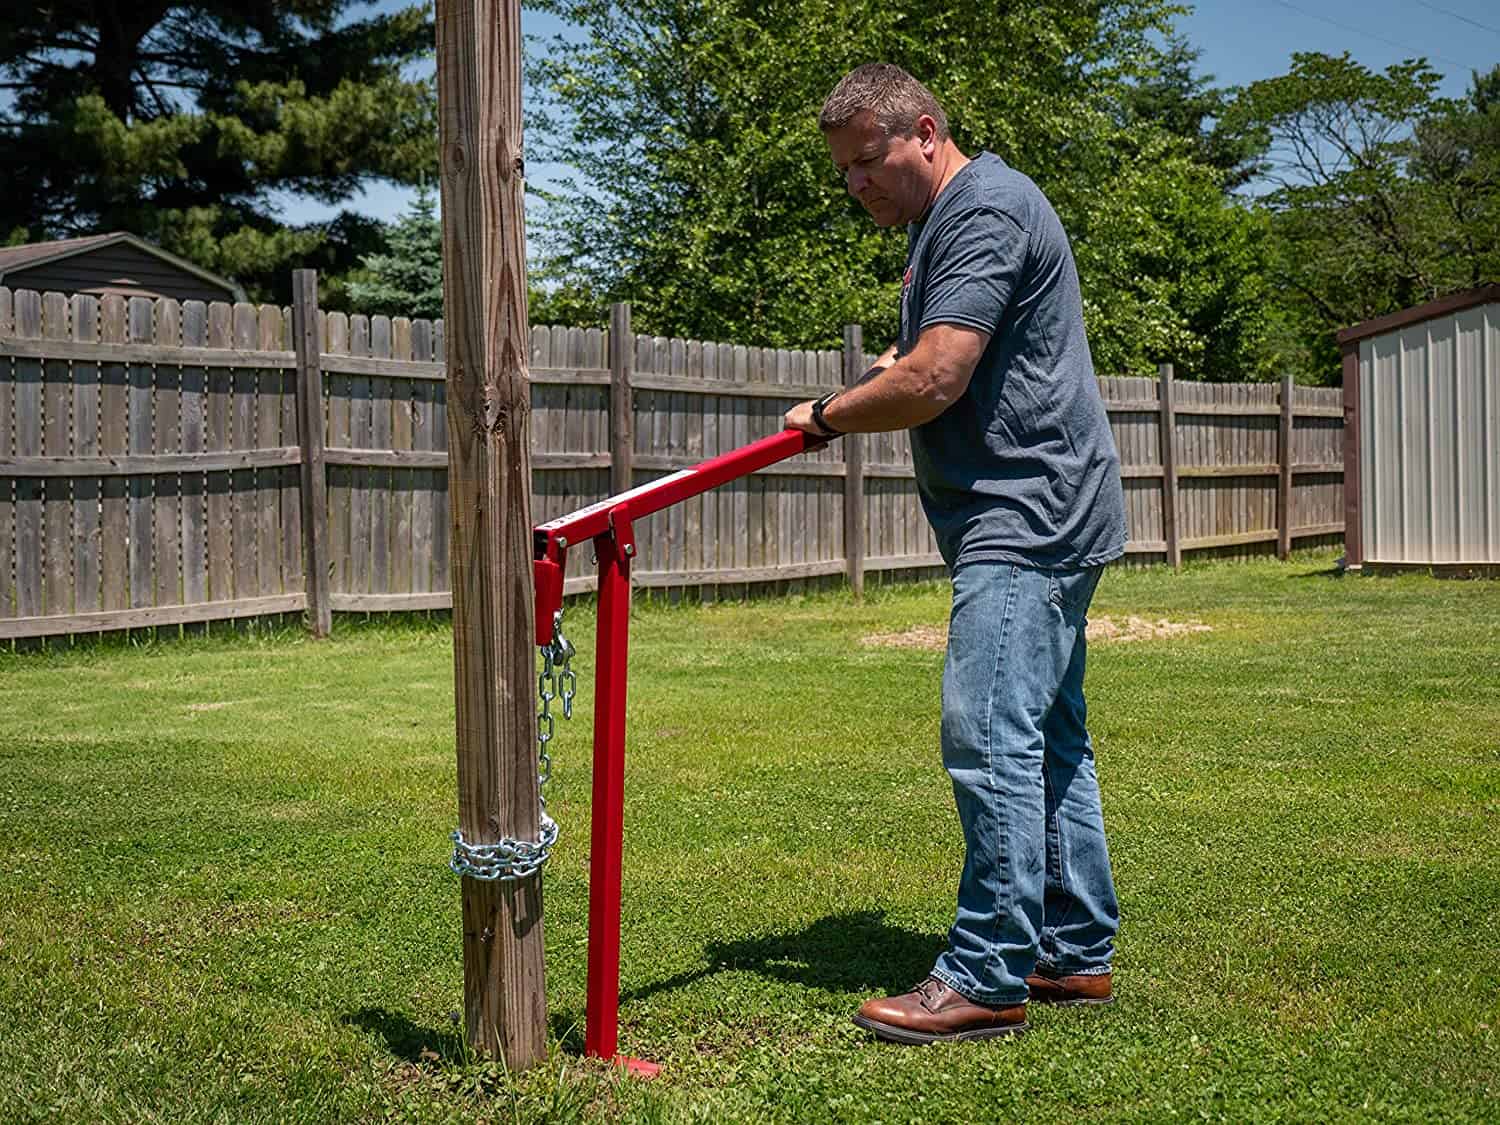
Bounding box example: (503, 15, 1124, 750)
(819, 63, 955, 227)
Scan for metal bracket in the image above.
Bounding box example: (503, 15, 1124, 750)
(532, 554, 565, 647)
(608, 504, 637, 559)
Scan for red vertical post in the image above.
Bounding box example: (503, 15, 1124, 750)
(585, 526, 637, 1067)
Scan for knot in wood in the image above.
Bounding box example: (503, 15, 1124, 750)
(481, 385, 510, 436)
(447, 142, 466, 174)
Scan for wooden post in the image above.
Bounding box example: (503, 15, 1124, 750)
(1278, 374, 1295, 561)
(435, 0, 547, 1068)
(1158, 363, 1181, 570)
(291, 270, 332, 637)
(1341, 343, 1363, 570)
(609, 302, 634, 497)
(842, 325, 866, 598)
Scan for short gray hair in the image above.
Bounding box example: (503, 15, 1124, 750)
(818, 63, 950, 140)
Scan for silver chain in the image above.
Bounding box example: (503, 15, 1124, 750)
(449, 610, 576, 882)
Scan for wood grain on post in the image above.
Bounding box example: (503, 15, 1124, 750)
(1278, 374, 1294, 560)
(435, 0, 547, 1068)
(1157, 363, 1181, 570)
(842, 325, 865, 598)
(292, 271, 332, 637)
(609, 302, 634, 497)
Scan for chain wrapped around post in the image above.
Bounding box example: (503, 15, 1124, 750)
(449, 609, 577, 881)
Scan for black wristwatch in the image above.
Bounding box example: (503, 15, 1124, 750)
(810, 391, 843, 438)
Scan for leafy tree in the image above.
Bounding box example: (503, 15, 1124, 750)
(526, 0, 1273, 379)
(1111, 34, 1261, 190)
(1224, 53, 1499, 381)
(1061, 131, 1273, 381)
(1410, 64, 1500, 289)
(0, 1, 438, 300)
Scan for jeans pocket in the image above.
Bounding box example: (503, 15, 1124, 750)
(1050, 567, 1102, 626)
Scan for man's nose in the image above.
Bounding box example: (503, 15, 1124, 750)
(847, 167, 868, 196)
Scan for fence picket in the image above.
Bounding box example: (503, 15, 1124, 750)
(256, 305, 283, 596)
(180, 302, 208, 605)
(205, 303, 234, 603)
(349, 314, 372, 595)
(411, 318, 435, 594)
(66, 296, 100, 615)
(42, 293, 72, 617)
(153, 299, 182, 609)
(13, 291, 43, 619)
(279, 307, 303, 595)
(231, 303, 259, 602)
(325, 311, 351, 594)
(390, 315, 414, 595)
(127, 298, 155, 610)
(369, 314, 393, 596)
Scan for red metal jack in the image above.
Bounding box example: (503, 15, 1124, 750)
(531, 427, 829, 1077)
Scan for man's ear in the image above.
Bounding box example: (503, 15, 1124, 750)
(916, 114, 939, 156)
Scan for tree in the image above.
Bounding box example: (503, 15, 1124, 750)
(526, 0, 1273, 379)
(0, 1, 438, 300)
(1060, 130, 1274, 381)
(1223, 52, 1499, 381)
(1111, 34, 1260, 190)
(1411, 64, 1500, 289)
(346, 183, 444, 317)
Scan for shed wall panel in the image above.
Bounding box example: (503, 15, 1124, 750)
(1360, 301, 1499, 565)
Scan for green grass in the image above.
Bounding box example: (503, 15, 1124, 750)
(2, 550, 1498, 1122)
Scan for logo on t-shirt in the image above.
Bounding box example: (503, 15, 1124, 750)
(899, 265, 914, 348)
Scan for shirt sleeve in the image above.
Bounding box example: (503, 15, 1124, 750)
(918, 206, 1029, 337)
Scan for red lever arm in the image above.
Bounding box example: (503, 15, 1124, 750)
(532, 426, 830, 642)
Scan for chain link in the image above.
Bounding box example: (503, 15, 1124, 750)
(449, 610, 577, 882)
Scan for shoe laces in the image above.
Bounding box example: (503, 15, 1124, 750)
(910, 978, 943, 1007)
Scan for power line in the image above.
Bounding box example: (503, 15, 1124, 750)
(1411, 1, 1500, 40)
(1266, 0, 1484, 71)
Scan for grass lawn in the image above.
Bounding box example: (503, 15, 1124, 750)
(2, 550, 1497, 1122)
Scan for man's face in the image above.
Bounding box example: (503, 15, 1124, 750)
(824, 110, 938, 227)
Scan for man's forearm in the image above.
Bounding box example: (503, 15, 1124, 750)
(821, 352, 958, 433)
(786, 325, 985, 437)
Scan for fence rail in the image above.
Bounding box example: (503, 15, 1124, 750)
(0, 283, 1345, 640)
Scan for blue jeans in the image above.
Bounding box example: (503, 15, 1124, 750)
(929, 562, 1119, 1006)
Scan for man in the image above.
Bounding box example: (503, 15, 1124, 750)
(786, 63, 1127, 1044)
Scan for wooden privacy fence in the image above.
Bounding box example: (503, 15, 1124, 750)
(0, 281, 1345, 640)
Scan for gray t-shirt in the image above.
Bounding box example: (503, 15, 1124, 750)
(898, 152, 1126, 570)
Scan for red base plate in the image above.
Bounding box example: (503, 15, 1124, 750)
(616, 1055, 661, 1078)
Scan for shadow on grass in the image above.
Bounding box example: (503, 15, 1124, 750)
(549, 910, 940, 1049)
(1291, 566, 1346, 580)
(343, 1006, 465, 1064)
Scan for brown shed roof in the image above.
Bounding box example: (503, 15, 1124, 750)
(1336, 284, 1500, 348)
(0, 232, 241, 299)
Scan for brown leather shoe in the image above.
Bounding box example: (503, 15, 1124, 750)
(851, 978, 1028, 1044)
(1025, 968, 1114, 1006)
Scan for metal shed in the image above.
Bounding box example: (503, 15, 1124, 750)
(1340, 285, 1500, 575)
(0, 232, 243, 305)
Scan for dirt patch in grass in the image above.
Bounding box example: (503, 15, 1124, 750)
(1088, 615, 1213, 643)
(862, 615, 1212, 651)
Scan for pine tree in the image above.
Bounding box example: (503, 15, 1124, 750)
(0, 1, 437, 300)
(346, 185, 445, 318)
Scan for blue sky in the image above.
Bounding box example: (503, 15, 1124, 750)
(279, 0, 1500, 226)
